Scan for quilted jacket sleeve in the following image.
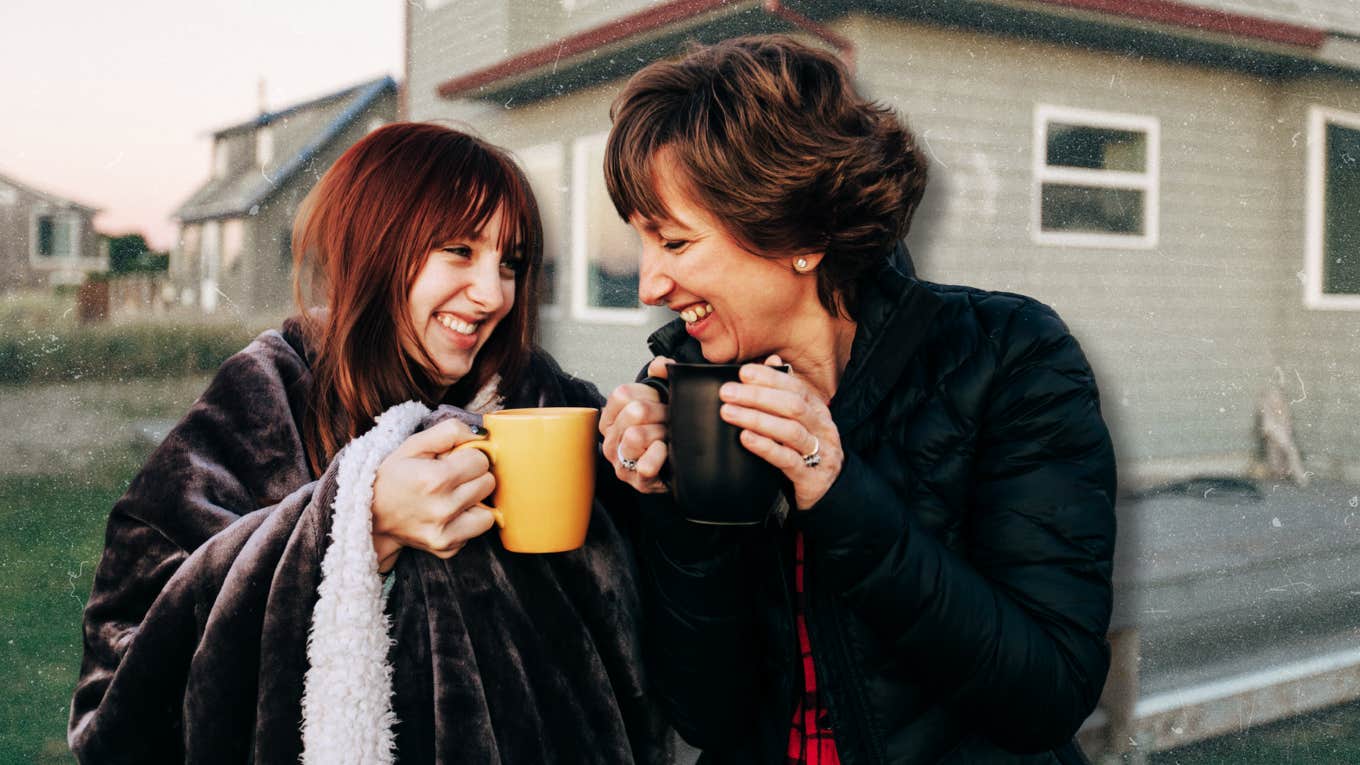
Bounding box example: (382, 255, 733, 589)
(799, 299, 1117, 753)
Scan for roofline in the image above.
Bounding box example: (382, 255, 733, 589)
(0, 168, 99, 213)
(176, 77, 396, 223)
(435, 0, 1329, 100)
(436, 0, 740, 99)
(210, 75, 398, 137)
(1025, 0, 1326, 48)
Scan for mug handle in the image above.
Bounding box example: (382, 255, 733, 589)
(450, 439, 506, 528)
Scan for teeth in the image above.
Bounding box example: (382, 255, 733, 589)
(438, 314, 478, 335)
(680, 303, 713, 323)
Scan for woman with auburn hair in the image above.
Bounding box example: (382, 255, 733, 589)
(70, 123, 668, 764)
(599, 36, 1116, 764)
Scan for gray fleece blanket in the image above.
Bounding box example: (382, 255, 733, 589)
(68, 321, 669, 764)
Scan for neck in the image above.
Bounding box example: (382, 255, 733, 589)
(777, 309, 857, 403)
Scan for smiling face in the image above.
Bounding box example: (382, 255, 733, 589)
(404, 205, 522, 388)
(628, 154, 822, 364)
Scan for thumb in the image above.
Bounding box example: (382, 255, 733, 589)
(398, 417, 483, 458)
(646, 356, 675, 379)
(765, 354, 788, 370)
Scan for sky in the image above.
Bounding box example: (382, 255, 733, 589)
(0, 0, 404, 250)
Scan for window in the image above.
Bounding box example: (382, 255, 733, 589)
(214, 139, 229, 178)
(1305, 106, 1360, 310)
(571, 132, 645, 324)
(257, 127, 274, 168)
(1033, 105, 1159, 248)
(0, 183, 16, 206)
(517, 143, 567, 313)
(222, 218, 245, 270)
(200, 220, 221, 314)
(31, 211, 79, 262)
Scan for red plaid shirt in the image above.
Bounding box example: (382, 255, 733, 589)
(787, 532, 841, 764)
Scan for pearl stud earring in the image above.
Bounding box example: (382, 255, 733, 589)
(794, 257, 810, 272)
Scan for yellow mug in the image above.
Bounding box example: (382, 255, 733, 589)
(452, 406, 599, 553)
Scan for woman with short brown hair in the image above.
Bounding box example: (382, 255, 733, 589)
(600, 35, 1116, 764)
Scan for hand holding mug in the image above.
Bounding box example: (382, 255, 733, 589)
(372, 418, 499, 571)
(600, 356, 673, 494)
(717, 355, 844, 510)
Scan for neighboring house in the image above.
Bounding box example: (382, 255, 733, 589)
(406, 0, 1360, 484)
(0, 170, 105, 291)
(171, 76, 398, 317)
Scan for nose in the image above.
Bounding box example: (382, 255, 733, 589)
(466, 255, 506, 313)
(637, 243, 673, 307)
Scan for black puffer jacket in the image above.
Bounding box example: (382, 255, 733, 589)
(637, 249, 1117, 764)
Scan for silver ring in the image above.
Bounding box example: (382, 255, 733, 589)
(800, 436, 822, 468)
(616, 444, 639, 471)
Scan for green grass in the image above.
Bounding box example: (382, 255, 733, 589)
(0, 450, 144, 765)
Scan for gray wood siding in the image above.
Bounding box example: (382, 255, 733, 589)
(852, 15, 1352, 470)
(1269, 78, 1360, 474)
(407, 0, 510, 124)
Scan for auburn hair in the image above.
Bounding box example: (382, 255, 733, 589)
(292, 122, 542, 476)
(605, 35, 928, 319)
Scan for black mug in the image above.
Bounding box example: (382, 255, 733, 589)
(664, 363, 789, 525)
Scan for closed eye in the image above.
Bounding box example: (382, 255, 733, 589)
(662, 239, 689, 252)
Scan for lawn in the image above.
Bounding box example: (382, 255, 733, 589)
(0, 374, 209, 765)
(0, 450, 143, 765)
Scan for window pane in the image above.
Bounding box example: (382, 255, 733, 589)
(37, 216, 54, 256)
(520, 147, 566, 307)
(583, 140, 639, 309)
(1041, 184, 1144, 235)
(52, 219, 72, 257)
(1324, 122, 1360, 296)
(1048, 123, 1147, 172)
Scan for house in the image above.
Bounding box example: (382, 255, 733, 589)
(170, 76, 398, 317)
(0, 170, 105, 291)
(405, 0, 1360, 488)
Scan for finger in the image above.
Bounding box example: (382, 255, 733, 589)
(719, 381, 812, 422)
(601, 382, 661, 435)
(436, 445, 493, 481)
(720, 403, 809, 450)
(620, 423, 667, 459)
(739, 428, 805, 473)
(764, 354, 788, 371)
(633, 439, 669, 483)
(438, 506, 497, 552)
(443, 471, 497, 517)
(646, 356, 675, 379)
(399, 417, 480, 457)
(739, 362, 806, 393)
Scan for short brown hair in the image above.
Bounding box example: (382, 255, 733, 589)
(605, 35, 928, 318)
(293, 122, 543, 475)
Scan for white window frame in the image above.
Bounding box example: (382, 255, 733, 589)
(1031, 104, 1160, 249)
(517, 141, 567, 320)
(1304, 105, 1360, 311)
(29, 209, 82, 266)
(570, 132, 647, 325)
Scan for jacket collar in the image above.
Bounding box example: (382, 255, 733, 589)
(644, 243, 942, 430)
(829, 244, 942, 433)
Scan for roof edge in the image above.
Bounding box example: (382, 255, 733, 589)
(435, 0, 1332, 101)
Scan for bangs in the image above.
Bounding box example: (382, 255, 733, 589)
(425, 148, 538, 261)
(604, 105, 680, 225)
